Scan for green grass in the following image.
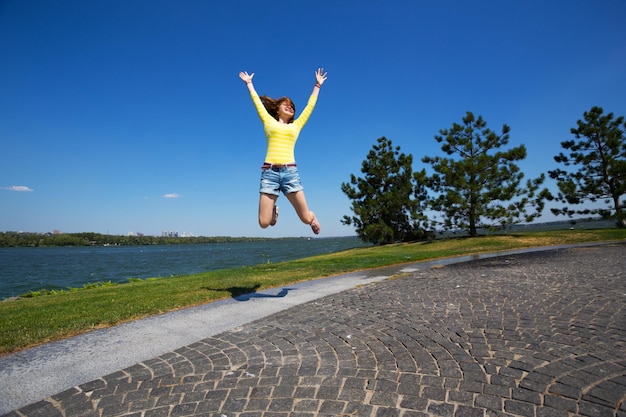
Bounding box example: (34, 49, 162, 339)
(1, 229, 624, 355)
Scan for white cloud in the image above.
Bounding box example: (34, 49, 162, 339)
(163, 193, 180, 199)
(3, 185, 34, 192)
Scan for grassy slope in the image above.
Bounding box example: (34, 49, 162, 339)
(1, 229, 625, 355)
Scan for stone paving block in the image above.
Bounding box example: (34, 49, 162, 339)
(482, 383, 511, 401)
(422, 386, 447, 401)
(318, 399, 345, 414)
(543, 394, 577, 413)
(195, 400, 223, 414)
(128, 398, 157, 412)
(455, 405, 485, 417)
(503, 398, 535, 416)
(221, 396, 247, 412)
(343, 402, 374, 416)
(370, 391, 398, 407)
(374, 407, 402, 417)
(474, 393, 501, 411)
(459, 379, 484, 394)
(246, 397, 270, 411)
(447, 389, 473, 405)
(577, 400, 616, 417)
(536, 406, 570, 417)
(144, 408, 170, 417)
(427, 401, 455, 416)
(373, 378, 398, 393)
(337, 387, 366, 402)
(511, 387, 541, 404)
(398, 395, 428, 411)
(268, 397, 294, 412)
(292, 399, 318, 413)
(170, 403, 197, 416)
(314, 385, 339, 400)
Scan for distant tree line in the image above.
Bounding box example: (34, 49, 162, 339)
(342, 106, 625, 244)
(0, 232, 275, 248)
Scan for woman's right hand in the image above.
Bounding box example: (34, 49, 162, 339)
(239, 71, 254, 84)
(315, 68, 327, 86)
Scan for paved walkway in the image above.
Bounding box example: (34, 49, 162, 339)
(1, 242, 625, 417)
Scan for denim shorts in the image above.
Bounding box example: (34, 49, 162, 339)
(259, 165, 304, 196)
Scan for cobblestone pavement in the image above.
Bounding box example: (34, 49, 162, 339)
(4, 242, 626, 417)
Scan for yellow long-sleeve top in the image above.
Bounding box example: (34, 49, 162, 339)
(249, 90, 317, 164)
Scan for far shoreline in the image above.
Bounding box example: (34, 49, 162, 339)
(0, 217, 616, 248)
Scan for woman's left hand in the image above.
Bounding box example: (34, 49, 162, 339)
(239, 71, 254, 84)
(315, 68, 328, 86)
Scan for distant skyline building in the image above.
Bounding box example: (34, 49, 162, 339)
(160, 231, 195, 237)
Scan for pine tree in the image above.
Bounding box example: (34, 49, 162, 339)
(420, 112, 549, 237)
(548, 106, 626, 226)
(341, 137, 430, 245)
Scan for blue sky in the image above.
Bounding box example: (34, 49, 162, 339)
(1, 1, 625, 237)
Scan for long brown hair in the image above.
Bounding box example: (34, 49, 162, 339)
(260, 96, 296, 123)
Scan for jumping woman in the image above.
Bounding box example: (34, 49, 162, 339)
(239, 68, 327, 234)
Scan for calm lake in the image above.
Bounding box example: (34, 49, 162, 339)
(0, 236, 369, 299)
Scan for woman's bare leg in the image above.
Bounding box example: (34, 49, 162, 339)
(258, 193, 279, 228)
(286, 191, 321, 234)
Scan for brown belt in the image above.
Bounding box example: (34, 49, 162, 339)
(261, 162, 297, 170)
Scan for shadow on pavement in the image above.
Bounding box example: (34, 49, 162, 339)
(203, 284, 296, 301)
